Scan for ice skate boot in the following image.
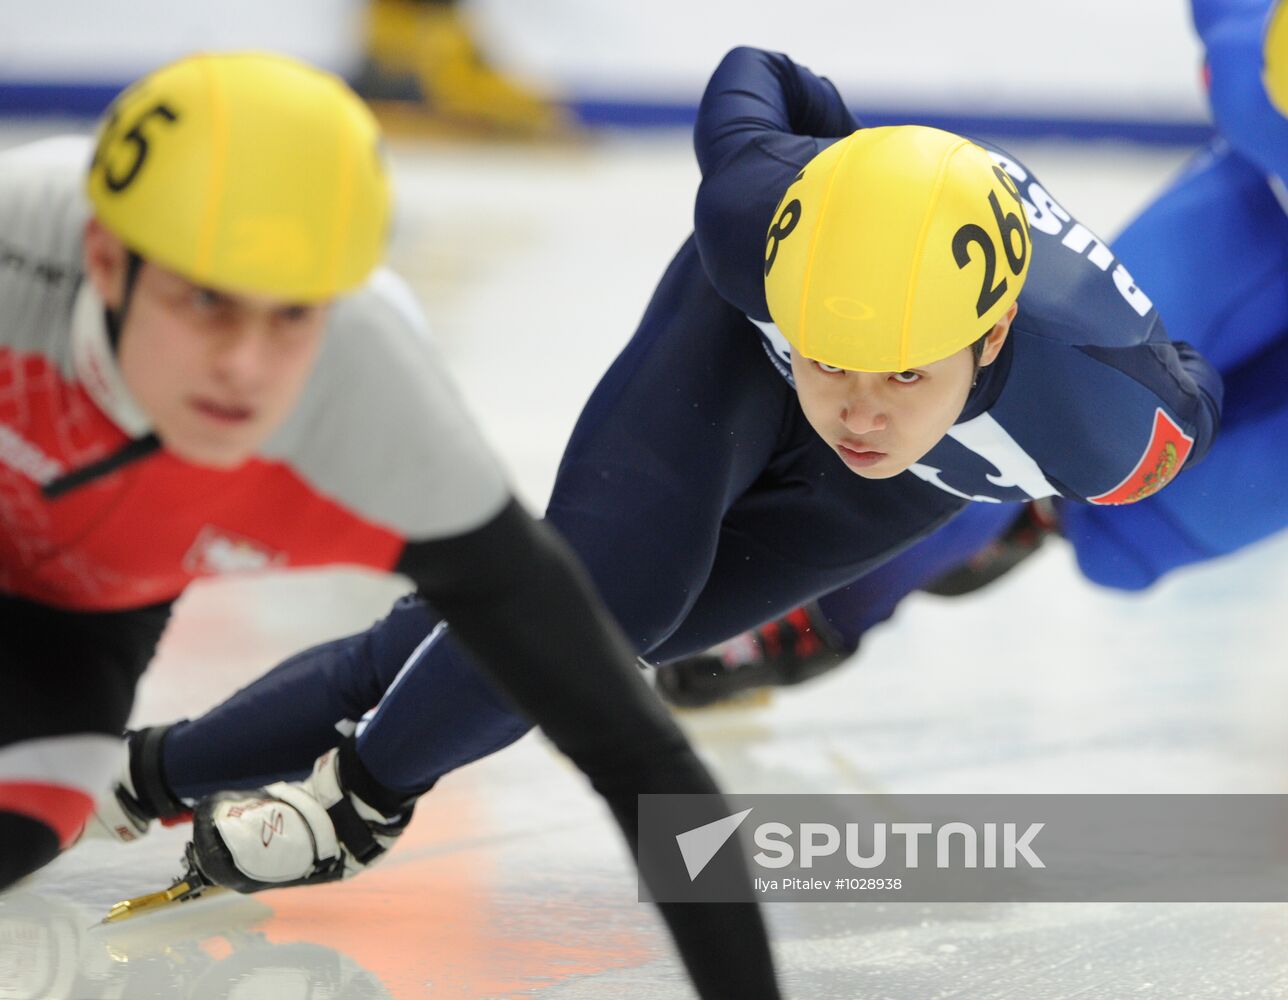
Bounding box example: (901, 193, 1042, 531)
(359, 0, 566, 136)
(922, 499, 1059, 597)
(655, 603, 853, 709)
(184, 745, 413, 893)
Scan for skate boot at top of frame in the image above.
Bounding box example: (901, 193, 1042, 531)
(655, 604, 853, 709)
(360, 0, 566, 136)
(82, 726, 191, 844)
(188, 745, 414, 893)
(922, 499, 1060, 598)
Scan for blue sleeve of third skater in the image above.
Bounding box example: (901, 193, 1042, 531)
(692, 47, 858, 319)
(1191, 0, 1288, 180)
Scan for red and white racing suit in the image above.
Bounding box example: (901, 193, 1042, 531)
(0, 135, 504, 842)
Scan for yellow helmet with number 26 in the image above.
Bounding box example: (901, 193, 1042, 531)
(762, 125, 1030, 373)
(86, 51, 390, 302)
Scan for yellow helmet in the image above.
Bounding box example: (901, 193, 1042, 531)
(86, 51, 390, 302)
(1265, 0, 1288, 116)
(763, 125, 1030, 373)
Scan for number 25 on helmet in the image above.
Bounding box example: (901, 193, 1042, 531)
(86, 51, 391, 303)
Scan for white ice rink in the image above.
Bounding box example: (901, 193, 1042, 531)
(3, 124, 1288, 999)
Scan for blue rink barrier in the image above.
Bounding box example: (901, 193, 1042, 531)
(567, 97, 1215, 146)
(0, 81, 1214, 147)
(0, 83, 124, 118)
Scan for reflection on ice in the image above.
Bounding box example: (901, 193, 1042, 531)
(0, 891, 391, 1000)
(1, 128, 1286, 997)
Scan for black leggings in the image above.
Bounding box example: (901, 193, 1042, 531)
(0, 594, 170, 890)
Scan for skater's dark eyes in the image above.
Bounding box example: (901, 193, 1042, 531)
(190, 287, 238, 322)
(192, 287, 228, 311)
(810, 361, 921, 383)
(276, 304, 316, 324)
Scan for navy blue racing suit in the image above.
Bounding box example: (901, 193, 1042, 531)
(809, 0, 1288, 646)
(158, 48, 1221, 798)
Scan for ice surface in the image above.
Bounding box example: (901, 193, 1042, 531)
(2, 126, 1285, 998)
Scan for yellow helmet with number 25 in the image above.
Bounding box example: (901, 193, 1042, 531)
(762, 125, 1030, 373)
(86, 51, 390, 302)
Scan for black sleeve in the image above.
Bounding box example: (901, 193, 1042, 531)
(398, 499, 781, 1000)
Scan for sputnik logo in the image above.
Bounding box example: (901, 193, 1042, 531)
(675, 808, 754, 881)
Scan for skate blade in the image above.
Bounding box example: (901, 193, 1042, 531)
(101, 879, 224, 925)
(672, 688, 775, 713)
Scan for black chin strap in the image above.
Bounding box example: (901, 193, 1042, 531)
(43, 251, 160, 500)
(103, 251, 144, 351)
(42, 432, 162, 499)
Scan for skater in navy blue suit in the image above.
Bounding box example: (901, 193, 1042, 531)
(98, 48, 1219, 864)
(657, 0, 1288, 707)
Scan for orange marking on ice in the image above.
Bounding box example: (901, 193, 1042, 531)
(200, 935, 235, 962)
(249, 787, 655, 995)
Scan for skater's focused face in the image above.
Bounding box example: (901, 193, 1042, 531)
(791, 306, 1015, 479)
(84, 220, 330, 469)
